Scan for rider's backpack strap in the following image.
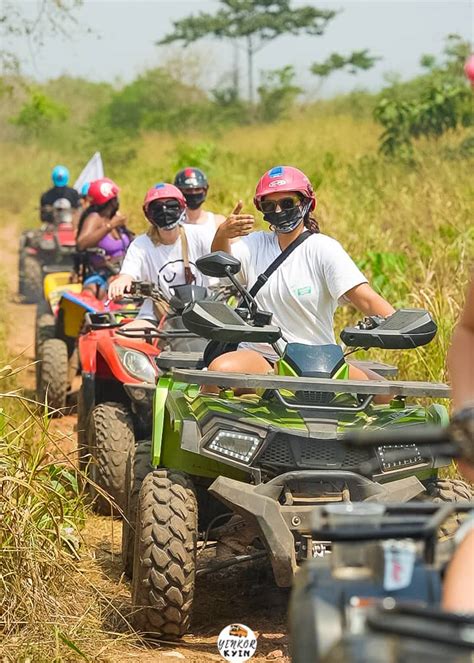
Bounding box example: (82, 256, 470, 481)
(180, 226, 196, 285)
(203, 230, 312, 367)
(248, 230, 311, 299)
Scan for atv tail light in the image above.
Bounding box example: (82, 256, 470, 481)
(115, 346, 156, 384)
(208, 430, 261, 464)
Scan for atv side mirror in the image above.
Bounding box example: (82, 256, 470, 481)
(196, 252, 241, 278)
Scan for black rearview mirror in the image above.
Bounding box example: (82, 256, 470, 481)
(196, 251, 241, 278)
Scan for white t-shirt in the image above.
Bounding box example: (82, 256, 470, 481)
(184, 211, 218, 234)
(231, 231, 367, 359)
(120, 224, 213, 320)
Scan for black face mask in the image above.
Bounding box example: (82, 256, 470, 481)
(148, 202, 184, 230)
(263, 201, 310, 234)
(184, 191, 206, 210)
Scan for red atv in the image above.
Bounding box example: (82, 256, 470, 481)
(19, 200, 77, 303)
(36, 250, 137, 413)
(77, 281, 209, 517)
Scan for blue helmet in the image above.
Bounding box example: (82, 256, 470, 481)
(51, 165, 70, 187)
(80, 181, 90, 197)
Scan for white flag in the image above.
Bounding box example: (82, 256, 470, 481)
(73, 152, 104, 192)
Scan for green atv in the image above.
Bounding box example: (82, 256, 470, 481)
(123, 251, 468, 639)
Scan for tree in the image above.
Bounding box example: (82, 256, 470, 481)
(257, 65, 301, 121)
(373, 35, 473, 159)
(311, 49, 380, 79)
(1, 0, 82, 73)
(158, 0, 337, 104)
(10, 90, 68, 137)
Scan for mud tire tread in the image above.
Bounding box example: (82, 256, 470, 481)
(21, 255, 43, 303)
(122, 439, 153, 577)
(132, 470, 197, 638)
(87, 402, 135, 515)
(422, 478, 473, 538)
(38, 338, 68, 414)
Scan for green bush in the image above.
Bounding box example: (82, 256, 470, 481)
(9, 89, 68, 138)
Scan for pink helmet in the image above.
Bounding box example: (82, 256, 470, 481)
(464, 54, 474, 84)
(143, 182, 186, 215)
(88, 177, 120, 205)
(254, 166, 316, 211)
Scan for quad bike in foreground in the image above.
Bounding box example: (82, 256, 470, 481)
(290, 424, 474, 662)
(19, 199, 76, 303)
(35, 250, 137, 413)
(122, 251, 471, 639)
(77, 281, 211, 517)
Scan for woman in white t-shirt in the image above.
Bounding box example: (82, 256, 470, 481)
(108, 183, 213, 323)
(208, 165, 396, 392)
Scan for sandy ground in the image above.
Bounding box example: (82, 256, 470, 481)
(3, 226, 291, 662)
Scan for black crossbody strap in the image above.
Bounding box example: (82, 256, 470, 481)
(248, 230, 311, 298)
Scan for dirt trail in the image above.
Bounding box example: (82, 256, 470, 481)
(2, 226, 291, 662)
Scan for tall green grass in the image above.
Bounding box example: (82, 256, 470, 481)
(0, 109, 472, 383)
(0, 274, 123, 660)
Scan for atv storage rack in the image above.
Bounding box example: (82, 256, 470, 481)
(170, 368, 451, 399)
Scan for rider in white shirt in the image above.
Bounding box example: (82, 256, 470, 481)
(174, 167, 225, 235)
(208, 165, 396, 398)
(108, 183, 212, 324)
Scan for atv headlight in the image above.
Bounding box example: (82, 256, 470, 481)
(207, 430, 261, 464)
(115, 346, 156, 384)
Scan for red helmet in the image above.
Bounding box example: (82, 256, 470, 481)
(464, 54, 474, 84)
(88, 178, 120, 205)
(143, 182, 186, 214)
(254, 166, 316, 211)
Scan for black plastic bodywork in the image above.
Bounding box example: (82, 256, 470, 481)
(341, 310, 437, 349)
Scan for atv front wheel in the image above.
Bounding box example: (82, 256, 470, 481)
(35, 301, 55, 384)
(21, 255, 43, 303)
(37, 338, 68, 414)
(132, 470, 197, 638)
(422, 477, 472, 538)
(122, 439, 153, 577)
(87, 402, 135, 515)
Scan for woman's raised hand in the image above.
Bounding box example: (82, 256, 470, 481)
(218, 201, 254, 239)
(108, 273, 133, 299)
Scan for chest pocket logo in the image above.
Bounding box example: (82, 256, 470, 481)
(296, 285, 312, 297)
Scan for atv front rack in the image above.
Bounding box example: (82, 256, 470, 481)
(171, 369, 450, 399)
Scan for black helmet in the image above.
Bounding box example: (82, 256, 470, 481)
(174, 167, 209, 210)
(174, 167, 209, 190)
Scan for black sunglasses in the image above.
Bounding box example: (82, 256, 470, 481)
(260, 196, 301, 214)
(149, 199, 182, 212)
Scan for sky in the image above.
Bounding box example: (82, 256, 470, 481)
(5, 0, 474, 97)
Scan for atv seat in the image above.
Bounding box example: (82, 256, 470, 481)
(157, 351, 204, 371)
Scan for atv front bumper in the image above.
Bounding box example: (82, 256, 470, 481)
(209, 470, 426, 587)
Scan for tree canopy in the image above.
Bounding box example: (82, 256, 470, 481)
(159, 0, 337, 102)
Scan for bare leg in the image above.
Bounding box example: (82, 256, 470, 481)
(347, 362, 391, 405)
(203, 349, 273, 394)
(442, 528, 474, 612)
